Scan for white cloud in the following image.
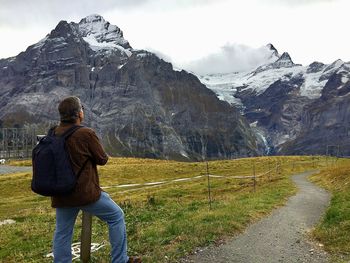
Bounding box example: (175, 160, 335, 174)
(0, 0, 350, 65)
(265, 0, 338, 6)
(144, 47, 173, 63)
(181, 44, 276, 75)
(0, 0, 226, 28)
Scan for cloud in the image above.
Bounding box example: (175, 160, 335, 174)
(0, 0, 227, 28)
(0, 0, 151, 28)
(181, 44, 276, 75)
(263, 0, 338, 6)
(144, 47, 173, 63)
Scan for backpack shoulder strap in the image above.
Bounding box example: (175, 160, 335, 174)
(48, 126, 58, 136)
(61, 125, 84, 140)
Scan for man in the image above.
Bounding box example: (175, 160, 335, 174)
(52, 96, 140, 263)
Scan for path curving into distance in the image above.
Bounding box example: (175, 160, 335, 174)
(185, 171, 330, 263)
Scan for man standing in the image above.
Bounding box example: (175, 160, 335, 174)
(52, 96, 140, 263)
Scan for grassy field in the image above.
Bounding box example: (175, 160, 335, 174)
(310, 158, 350, 263)
(0, 156, 327, 262)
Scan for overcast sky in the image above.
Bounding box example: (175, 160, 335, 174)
(0, 0, 349, 74)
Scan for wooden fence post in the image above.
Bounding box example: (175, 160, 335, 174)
(253, 161, 256, 192)
(206, 161, 212, 210)
(275, 161, 278, 175)
(81, 212, 92, 262)
(279, 160, 282, 174)
(313, 156, 316, 168)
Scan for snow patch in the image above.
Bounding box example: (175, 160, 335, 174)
(250, 121, 258, 128)
(180, 150, 189, 159)
(117, 64, 126, 70)
(83, 35, 131, 57)
(173, 66, 184, 72)
(0, 219, 16, 226)
(79, 15, 132, 57)
(198, 73, 244, 107)
(300, 71, 328, 99)
(136, 52, 150, 58)
(341, 75, 349, 84)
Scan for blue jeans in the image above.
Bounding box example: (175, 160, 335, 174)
(53, 191, 129, 263)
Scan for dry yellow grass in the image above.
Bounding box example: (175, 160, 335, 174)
(0, 155, 327, 262)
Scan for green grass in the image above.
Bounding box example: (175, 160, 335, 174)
(6, 159, 32, 166)
(0, 156, 327, 262)
(310, 158, 350, 263)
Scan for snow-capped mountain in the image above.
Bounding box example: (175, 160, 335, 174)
(78, 15, 132, 56)
(198, 46, 350, 155)
(2, 14, 348, 157)
(25, 14, 132, 67)
(0, 15, 260, 160)
(199, 50, 347, 104)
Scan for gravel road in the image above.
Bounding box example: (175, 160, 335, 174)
(184, 171, 330, 263)
(0, 165, 32, 174)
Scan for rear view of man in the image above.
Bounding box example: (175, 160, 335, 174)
(51, 96, 140, 263)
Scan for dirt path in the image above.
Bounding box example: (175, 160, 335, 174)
(0, 165, 32, 174)
(185, 171, 330, 263)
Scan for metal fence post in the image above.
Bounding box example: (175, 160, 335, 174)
(81, 212, 92, 262)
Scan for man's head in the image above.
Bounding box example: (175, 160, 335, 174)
(58, 96, 84, 124)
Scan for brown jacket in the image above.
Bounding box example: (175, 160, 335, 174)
(51, 124, 108, 208)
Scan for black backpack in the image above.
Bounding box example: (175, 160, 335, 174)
(31, 125, 84, 196)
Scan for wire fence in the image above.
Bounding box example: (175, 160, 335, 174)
(77, 157, 329, 262)
(100, 158, 320, 193)
(0, 128, 37, 159)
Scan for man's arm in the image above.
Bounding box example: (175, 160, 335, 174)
(87, 130, 109, 165)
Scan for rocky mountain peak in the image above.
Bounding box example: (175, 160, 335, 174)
(266, 43, 279, 57)
(252, 49, 297, 74)
(49, 20, 75, 39)
(79, 14, 105, 24)
(77, 14, 131, 51)
(329, 59, 344, 68)
(322, 59, 345, 73)
(271, 52, 296, 68)
(307, 61, 326, 73)
(278, 52, 292, 62)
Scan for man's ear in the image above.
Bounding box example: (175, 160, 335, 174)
(78, 110, 84, 119)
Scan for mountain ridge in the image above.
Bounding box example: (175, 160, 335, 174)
(199, 45, 350, 155)
(0, 14, 260, 160)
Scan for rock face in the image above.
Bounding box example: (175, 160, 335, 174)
(200, 46, 350, 156)
(281, 69, 350, 156)
(0, 15, 259, 160)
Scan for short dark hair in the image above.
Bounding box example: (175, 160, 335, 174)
(58, 96, 82, 123)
